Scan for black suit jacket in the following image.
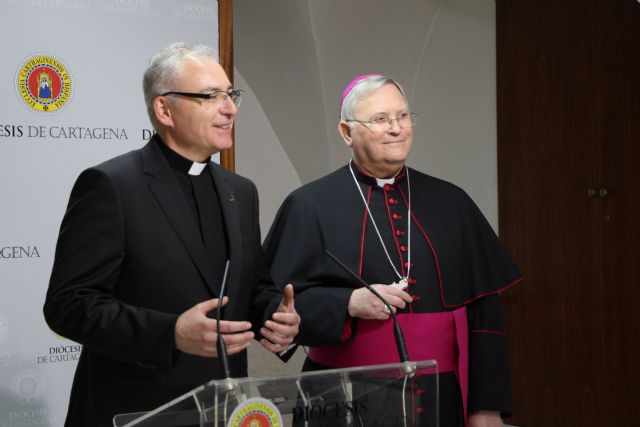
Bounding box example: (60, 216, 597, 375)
(44, 137, 282, 426)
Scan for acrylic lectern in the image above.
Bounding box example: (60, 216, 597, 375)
(113, 359, 438, 427)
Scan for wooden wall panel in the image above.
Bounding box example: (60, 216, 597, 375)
(218, 0, 235, 171)
(497, 0, 640, 425)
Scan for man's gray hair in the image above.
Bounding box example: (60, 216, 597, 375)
(340, 75, 408, 124)
(142, 42, 219, 129)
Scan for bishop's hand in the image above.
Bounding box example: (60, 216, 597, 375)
(348, 284, 413, 320)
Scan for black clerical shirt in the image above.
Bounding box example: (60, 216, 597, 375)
(157, 139, 228, 292)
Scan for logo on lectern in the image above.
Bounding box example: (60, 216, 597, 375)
(15, 53, 74, 115)
(227, 397, 283, 427)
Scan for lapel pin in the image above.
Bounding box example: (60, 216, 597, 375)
(229, 194, 236, 203)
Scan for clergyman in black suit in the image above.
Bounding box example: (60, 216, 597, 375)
(44, 42, 300, 427)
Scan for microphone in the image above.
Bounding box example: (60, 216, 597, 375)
(215, 260, 232, 379)
(324, 250, 410, 363)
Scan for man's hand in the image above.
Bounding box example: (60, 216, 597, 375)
(260, 284, 301, 353)
(469, 411, 503, 427)
(347, 284, 413, 320)
(175, 297, 254, 357)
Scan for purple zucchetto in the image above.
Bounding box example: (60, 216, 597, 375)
(339, 73, 383, 109)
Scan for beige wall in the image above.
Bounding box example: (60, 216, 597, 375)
(234, 0, 498, 376)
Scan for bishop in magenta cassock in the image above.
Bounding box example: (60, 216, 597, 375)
(264, 74, 521, 427)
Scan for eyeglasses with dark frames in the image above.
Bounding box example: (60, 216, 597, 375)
(161, 89, 243, 107)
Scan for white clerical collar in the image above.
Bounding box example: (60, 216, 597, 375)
(375, 177, 395, 188)
(188, 162, 207, 176)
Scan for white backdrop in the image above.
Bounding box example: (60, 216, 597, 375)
(0, 2, 218, 425)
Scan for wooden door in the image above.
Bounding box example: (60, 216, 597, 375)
(598, 0, 640, 418)
(497, 1, 640, 425)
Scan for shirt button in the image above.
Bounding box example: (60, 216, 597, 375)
(388, 198, 398, 204)
(400, 245, 408, 252)
(395, 229, 406, 236)
(383, 184, 395, 191)
(392, 214, 402, 220)
(411, 295, 422, 301)
(408, 278, 417, 285)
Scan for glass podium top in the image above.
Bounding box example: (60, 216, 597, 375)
(114, 359, 439, 427)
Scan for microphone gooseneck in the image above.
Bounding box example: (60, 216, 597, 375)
(324, 250, 410, 363)
(216, 260, 232, 379)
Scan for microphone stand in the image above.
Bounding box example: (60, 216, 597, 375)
(215, 260, 237, 398)
(211, 260, 241, 426)
(216, 260, 232, 380)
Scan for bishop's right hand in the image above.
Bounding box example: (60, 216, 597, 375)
(347, 284, 413, 320)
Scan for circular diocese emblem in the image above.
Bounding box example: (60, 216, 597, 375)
(227, 397, 283, 427)
(11, 369, 46, 405)
(0, 312, 8, 344)
(15, 53, 74, 115)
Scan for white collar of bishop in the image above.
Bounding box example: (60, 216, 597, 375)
(375, 177, 396, 188)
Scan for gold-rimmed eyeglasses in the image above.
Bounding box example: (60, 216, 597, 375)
(347, 112, 417, 132)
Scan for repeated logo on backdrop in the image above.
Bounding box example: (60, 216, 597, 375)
(5, 52, 148, 142)
(11, 369, 47, 405)
(15, 53, 74, 115)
